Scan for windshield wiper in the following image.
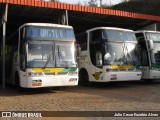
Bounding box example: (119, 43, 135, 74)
(43, 46, 55, 69)
(118, 45, 126, 64)
(125, 46, 136, 65)
(57, 45, 69, 68)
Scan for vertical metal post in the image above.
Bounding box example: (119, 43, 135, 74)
(65, 10, 68, 25)
(2, 22, 6, 89)
(100, 0, 102, 7)
(2, 4, 8, 89)
(155, 23, 157, 31)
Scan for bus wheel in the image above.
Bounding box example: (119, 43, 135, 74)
(79, 69, 90, 86)
(15, 73, 25, 92)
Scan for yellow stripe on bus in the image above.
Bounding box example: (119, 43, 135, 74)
(111, 64, 132, 69)
(32, 68, 64, 73)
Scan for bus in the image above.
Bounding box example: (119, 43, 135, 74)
(2, 23, 78, 90)
(135, 30, 160, 82)
(76, 27, 142, 86)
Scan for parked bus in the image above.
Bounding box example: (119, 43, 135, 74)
(135, 30, 160, 82)
(1, 23, 78, 90)
(76, 27, 142, 86)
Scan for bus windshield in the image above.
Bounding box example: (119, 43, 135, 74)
(151, 42, 160, 66)
(27, 41, 76, 68)
(146, 32, 160, 41)
(146, 32, 160, 66)
(103, 42, 140, 66)
(102, 30, 137, 41)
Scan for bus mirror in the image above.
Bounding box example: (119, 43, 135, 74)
(102, 44, 106, 53)
(137, 45, 141, 64)
(21, 55, 26, 72)
(148, 40, 154, 50)
(76, 44, 81, 58)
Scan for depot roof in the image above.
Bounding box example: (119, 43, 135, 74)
(0, 0, 160, 35)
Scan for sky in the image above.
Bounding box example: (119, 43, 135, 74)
(59, 0, 122, 5)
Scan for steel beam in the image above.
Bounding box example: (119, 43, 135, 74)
(2, 4, 8, 89)
(65, 10, 68, 25)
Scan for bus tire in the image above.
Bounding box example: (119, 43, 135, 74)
(79, 69, 90, 86)
(15, 73, 25, 92)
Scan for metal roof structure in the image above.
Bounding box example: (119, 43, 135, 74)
(1, 0, 160, 89)
(0, 0, 160, 36)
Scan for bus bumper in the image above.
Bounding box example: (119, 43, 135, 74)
(146, 70, 160, 79)
(95, 71, 142, 82)
(25, 76, 78, 88)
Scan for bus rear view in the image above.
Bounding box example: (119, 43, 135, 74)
(77, 27, 142, 86)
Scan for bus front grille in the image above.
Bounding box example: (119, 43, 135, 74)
(44, 72, 55, 75)
(58, 72, 68, 75)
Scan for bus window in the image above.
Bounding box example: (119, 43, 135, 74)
(90, 30, 101, 43)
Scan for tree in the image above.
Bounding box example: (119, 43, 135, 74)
(88, 0, 98, 7)
(77, 1, 82, 5)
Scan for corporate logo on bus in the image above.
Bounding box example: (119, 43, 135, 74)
(92, 71, 102, 80)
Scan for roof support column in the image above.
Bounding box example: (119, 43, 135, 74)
(53, 10, 69, 25)
(154, 23, 157, 31)
(65, 10, 68, 25)
(2, 4, 8, 89)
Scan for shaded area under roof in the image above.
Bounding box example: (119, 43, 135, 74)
(0, 0, 160, 38)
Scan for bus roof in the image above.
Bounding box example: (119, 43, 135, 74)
(86, 27, 134, 33)
(135, 30, 160, 34)
(19, 23, 73, 29)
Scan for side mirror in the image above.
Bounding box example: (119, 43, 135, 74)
(102, 44, 106, 54)
(147, 39, 154, 50)
(76, 44, 81, 58)
(21, 54, 26, 72)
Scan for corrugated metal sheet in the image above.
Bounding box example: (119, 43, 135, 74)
(0, 0, 160, 21)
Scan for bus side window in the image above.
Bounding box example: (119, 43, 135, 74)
(92, 30, 101, 42)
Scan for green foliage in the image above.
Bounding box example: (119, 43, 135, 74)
(112, 0, 160, 16)
(100, 4, 113, 9)
(88, 0, 98, 7)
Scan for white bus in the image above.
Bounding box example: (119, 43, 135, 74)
(3, 23, 78, 90)
(135, 30, 160, 82)
(76, 27, 142, 86)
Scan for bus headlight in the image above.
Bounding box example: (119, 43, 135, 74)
(68, 72, 78, 75)
(28, 72, 43, 77)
